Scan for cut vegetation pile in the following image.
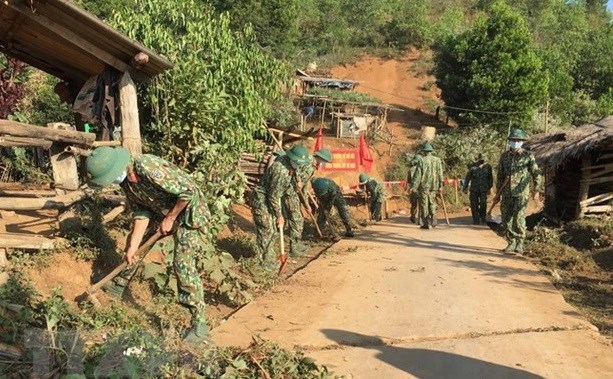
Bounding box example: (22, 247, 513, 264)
(525, 215, 612, 338)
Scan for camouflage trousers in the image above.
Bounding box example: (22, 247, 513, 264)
(173, 226, 207, 324)
(418, 190, 438, 227)
(282, 190, 305, 254)
(501, 194, 529, 241)
(369, 192, 385, 221)
(316, 191, 352, 234)
(251, 190, 277, 265)
(469, 190, 488, 223)
(409, 191, 419, 219)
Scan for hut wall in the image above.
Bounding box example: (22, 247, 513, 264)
(552, 157, 582, 220)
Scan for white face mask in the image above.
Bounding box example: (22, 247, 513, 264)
(509, 141, 523, 149)
(113, 170, 127, 184)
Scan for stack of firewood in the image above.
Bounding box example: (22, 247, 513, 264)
(239, 152, 274, 191)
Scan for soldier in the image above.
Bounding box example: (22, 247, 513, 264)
(251, 145, 311, 269)
(494, 128, 541, 254)
(413, 143, 444, 229)
(463, 153, 493, 225)
(311, 177, 355, 239)
(358, 173, 386, 221)
(85, 147, 211, 346)
(283, 148, 332, 246)
(407, 151, 423, 223)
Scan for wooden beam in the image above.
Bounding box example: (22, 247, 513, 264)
(581, 176, 613, 185)
(0, 135, 53, 148)
(0, 232, 56, 250)
(92, 140, 122, 147)
(0, 191, 85, 211)
(118, 72, 141, 154)
(0, 120, 96, 146)
(580, 192, 613, 207)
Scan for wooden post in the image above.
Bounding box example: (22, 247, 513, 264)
(0, 222, 7, 285)
(48, 123, 80, 191)
(576, 153, 591, 219)
(118, 72, 142, 155)
(544, 100, 549, 133)
(454, 180, 459, 205)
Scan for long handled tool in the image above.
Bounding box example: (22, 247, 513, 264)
(487, 176, 510, 223)
(297, 190, 323, 238)
(438, 191, 450, 225)
(83, 230, 164, 306)
(278, 220, 287, 275)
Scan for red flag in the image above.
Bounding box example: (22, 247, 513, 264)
(359, 133, 374, 172)
(313, 126, 324, 152)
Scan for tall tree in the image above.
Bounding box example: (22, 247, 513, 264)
(433, 1, 548, 127)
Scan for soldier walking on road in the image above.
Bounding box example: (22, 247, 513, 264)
(358, 173, 386, 222)
(413, 143, 444, 229)
(407, 151, 423, 224)
(463, 153, 493, 225)
(251, 145, 311, 269)
(86, 147, 212, 346)
(495, 129, 541, 254)
(311, 177, 355, 239)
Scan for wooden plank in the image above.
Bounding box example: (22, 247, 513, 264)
(581, 162, 613, 171)
(587, 166, 613, 179)
(585, 205, 612, 213)
(0, 232, 56, 250)
(580, 192, 613, 206)
(0, 120, 96, 146)
(0, 191, 85, 211)
(0, 189, 58, 197)
(118, 72, 141, 154)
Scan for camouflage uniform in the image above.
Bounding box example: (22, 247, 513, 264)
(496, 149, 541, 244)
(407, 153, 423, 222)
(282, 163, 315, 247)
(363, 179, 386, 221)
(463, 162, 493, 223)
(413, 154, 444, 227)
(251, 155, 302, 267)
(313, 178, 353, 235)
(120, 154, 211, 325)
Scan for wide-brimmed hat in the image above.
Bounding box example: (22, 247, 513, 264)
(86, 147, 130, 186)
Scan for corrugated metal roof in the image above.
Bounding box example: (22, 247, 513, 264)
(0, 0, 172, 85)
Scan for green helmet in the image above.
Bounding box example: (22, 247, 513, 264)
(359, 173, 369, 184)
(314, 148, 332, 163)
(508, 128, 527, 140)
(286, 145, 311, 166)
(86, 147, 131, 187)
(421, 142, 434, 152)
(311, 177, 331, 195)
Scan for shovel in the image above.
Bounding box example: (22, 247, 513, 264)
(82, 230, 164, 307)
(486, 176, 509, 224)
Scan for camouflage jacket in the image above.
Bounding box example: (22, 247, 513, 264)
(407, 153, 423, 187)
(313, 177, 342, 199)
(256, 155, 295, 216)
(496, 149, 541, 198)
(293, 163, 315, 196)
(413, 154, 444, 192)
(463, 163, 493, 193)
(364, 179, 385, 201)
(120, 154, 210, 230)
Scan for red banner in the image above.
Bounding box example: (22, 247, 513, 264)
(321, 148, 360, 172)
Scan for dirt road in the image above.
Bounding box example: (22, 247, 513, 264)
(212, 216, 613, 378)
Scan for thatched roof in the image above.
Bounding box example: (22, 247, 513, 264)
(525, 116, 613, 168)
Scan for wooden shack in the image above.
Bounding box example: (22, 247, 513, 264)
(525, 116, 613, 220)
(0, 0, 172, 279)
